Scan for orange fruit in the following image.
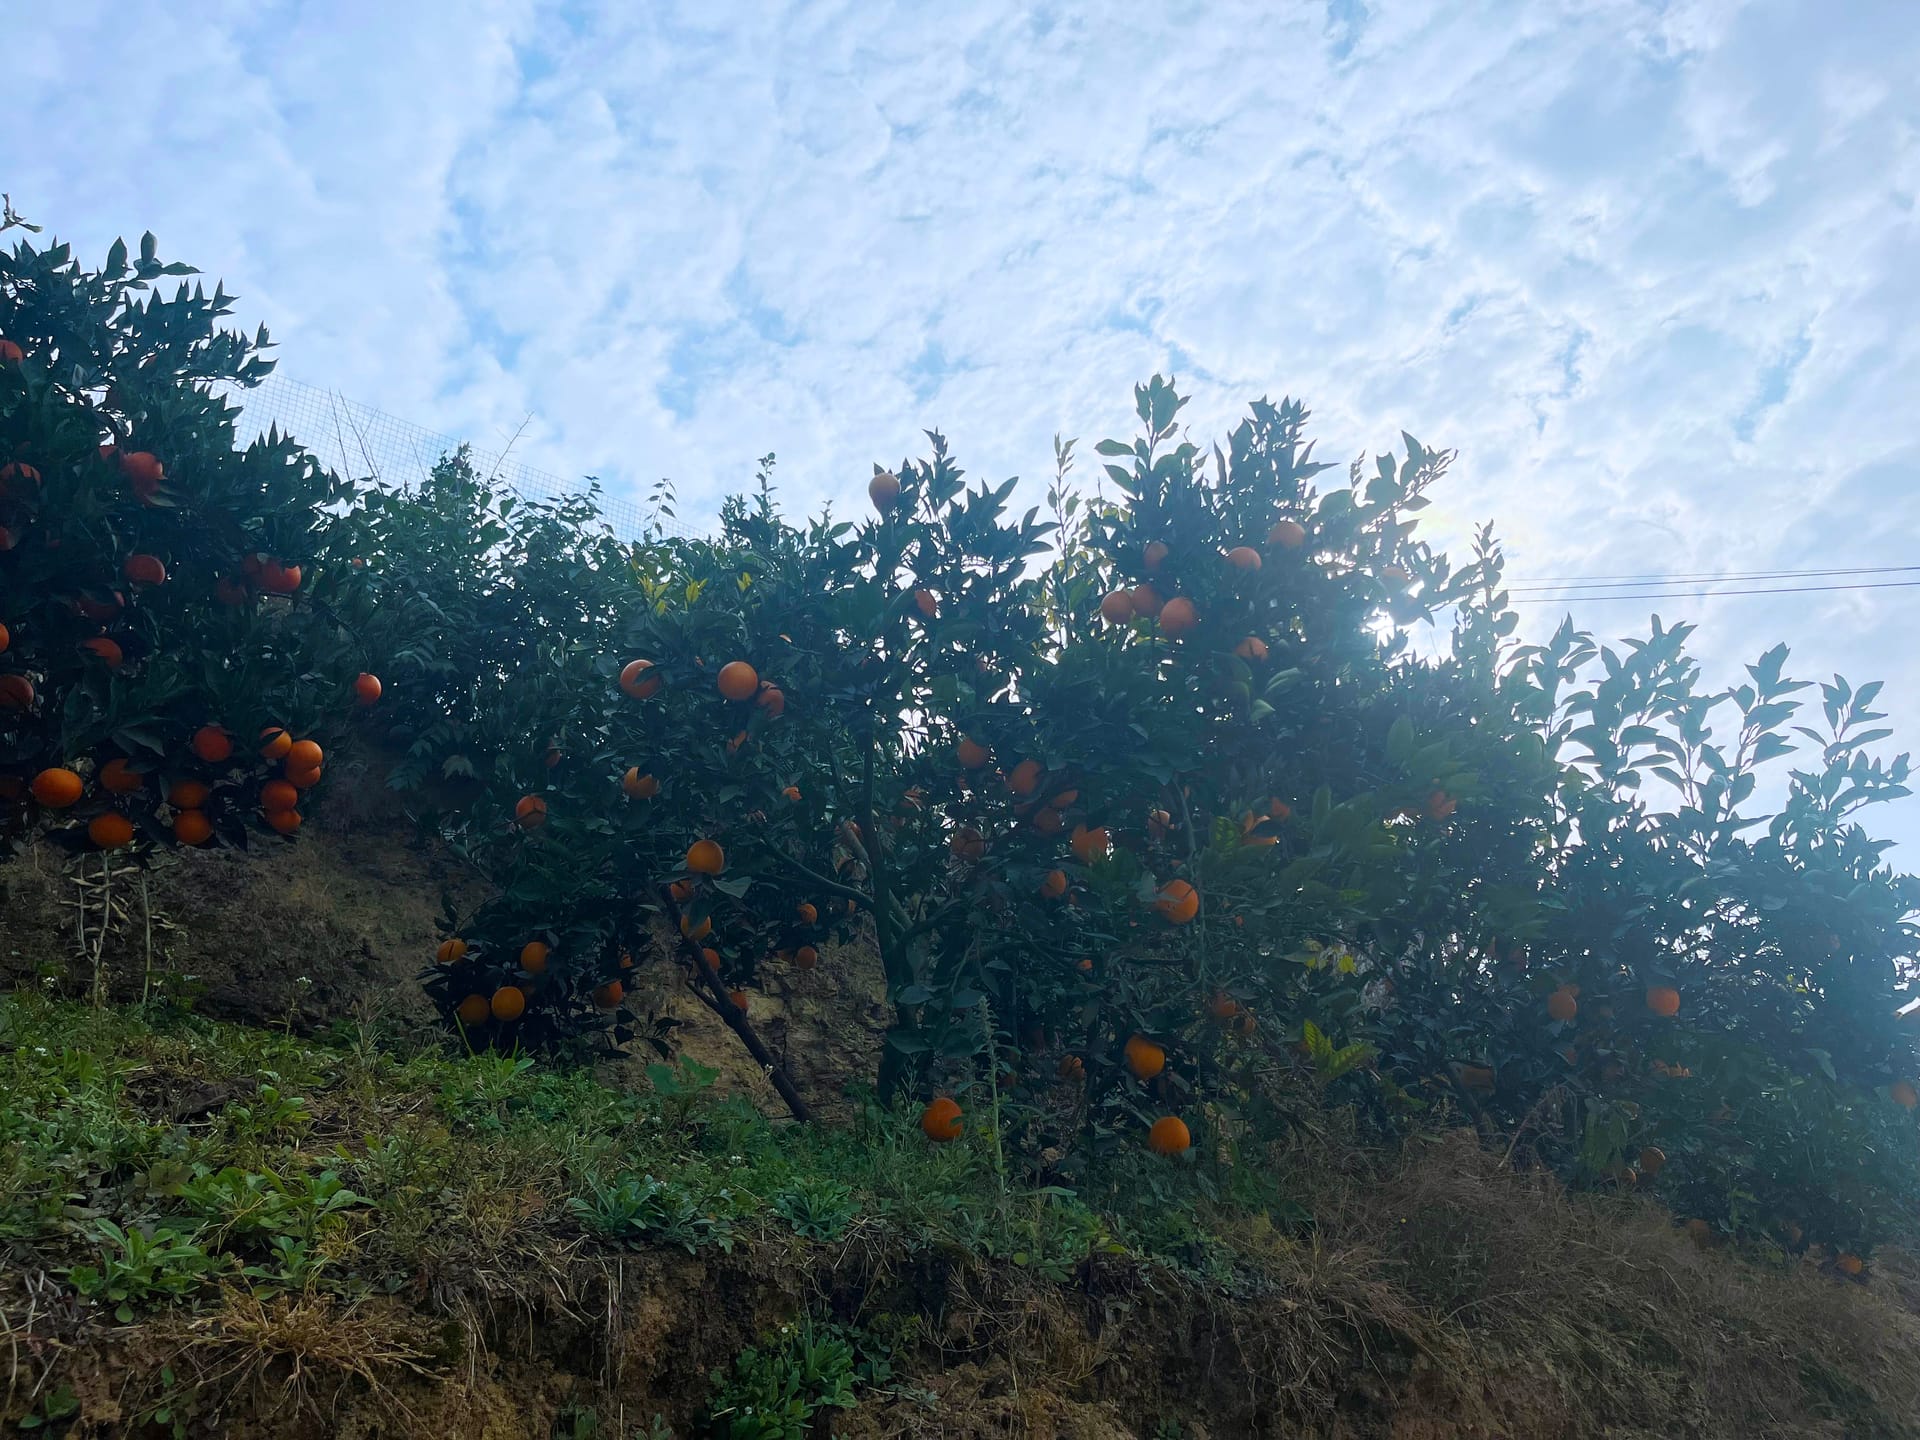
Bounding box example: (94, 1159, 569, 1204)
(796, 902, 818, 925)
(699, 946, 721, 971)
(490, 986, 526, 1022)
(920, 1096, 963, 1142)
(260, 780, 299, 812)
(258, 560, 302, 595)
(99, 758, 145, 795)
(1040, 869, 1068, 899)
(1645, 985, 1680, 1018)
(30, 767, 84, 808)
(1233, 636, 1268, 662)
(1057, 1054, 1085, 1081)
(0, 621, 8, 652)
(795, 945, 819, 969)
(869, 471, 901, 512)
(1837, 1253, 1865, 1277)
(1426, 790, 1457, 821)
(1032, 807, 1064, 836)
(1268, 519, 1306, 549)
(680, 914, 712, 941)
(286, 739, 323, 771)
(1268, 798, 1292, 821)
(1206, 991, 1240, 1021)
(1147, 1115, 1191, 1155)
(1143, 541, 1169, 572)
(123, 553, 167, 586)
(782, 785, 801, 802)
(669, 879, 694, 904)
(1099, 590, 1134, 623)
(1124, 1034, 1165, 1080)
(950, 827, 986, 861)
(167, 780, 210, 809)
(619, 659, 662, 698)
(352, 672, 382, 706)
(1048, 788, 1078, 809)
(266, 809, 302, 835)
(727, 987, 749, 1010)
(593, 980, 625, 1009)
(717, 661, 759, 700)
(1684, 1218, 1713, 1247)
(914, 588, 938, 618)
(1076, 958, 1093, 973)
(455, 995, 490, 1027)
(623, 768, 659, 798)
(1130, 583, 1163, 618)
(172, 809, 212, 845)
(956, 737, 991, 770)
(1070, 824, 1110, 864)
(0, 674, 32, 711)
(436, 938, 468, 964)
(1547, 986, 1578, 1022)
(0, 338, 21, 363)
(520, 941, 549, 974)
(1226, 546, 1261, 571)
(1892, 1081, 1918, 1110)
(81, 636, 124, 668)
(118, 449, 163, 488)
(1639, 1145, 1666, 1176)
(544, 743, 562, 769)
(1157, 597, 1197, 637)
(687, 839, 725, 874)
(285, 764, 322, 790)
(258, 726, 293, 760)
(515, 795, 547, 828)
(191, 726, 233, 763)
(757, 686, 786, 717)
(1154, 878, 1199, 924)
(88, 813, 135, 849)
(1007, 759, 1042, 796)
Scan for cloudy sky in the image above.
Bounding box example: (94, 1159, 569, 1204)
(12, 0, 1920, 843)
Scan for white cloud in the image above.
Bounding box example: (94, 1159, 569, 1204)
(12, 0, 1920, 842)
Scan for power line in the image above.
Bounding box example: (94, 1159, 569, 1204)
(1505, 564, 1920, 592)
(1507, 578, 1920, 606)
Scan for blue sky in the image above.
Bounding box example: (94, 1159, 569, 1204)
(12, 0, 1920, 844)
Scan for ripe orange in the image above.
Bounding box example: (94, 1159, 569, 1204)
(619, 658, 662, 698)
(1143, 540, 1169, 572)
(1007, 758, 1042, 796)
(1268, 798, 1292, 821)
(99, 758, 145, 795)
(261, 779, 299, 812)
(1048, 787, 1078, 809)
(782, 785, 801, 802)
(920, 1096, 963, 1142)
(455, 994, 491, 1027)
(796, 902, 818, 925)
(956, 737, 991, 769)
(1268, 519, 1307, 550)
(1892, 1081, 1918, 1110)
(1547, 986, 1578, 1023)
(1426, 790, 1457, 821)
(795, 945, 819, 969)
(286, 764, 322, 790)
(353, 672, 382, 706)
(669, 879, 694, 905)
(0, 338, 20, 363)
(258, 560, 302, 595)
(727, 987, 750, 1011)
(687, 839, 725, 874)
(30, 768, 84, 808)
(1040, 869, 1068, 899)
(1206, 991, 1241, 1021)
(699, 946, 721, 971)
(1147, 1115, 1191, 1155)
(1124, 1034, 1165, 1080)
(266, 809, 302, 835)
(680, 913, 712, 941)
(717, 661, 759, 700)
(1154, 878, 1199, 924)
(1645, 985, 1680, 1018)
(520, 941, 550, 974)
(1070, 823, 1110, 864)
(1130, 583, 1163, 618)
(119, 450, 164, 494)
(436, 938, 468, 964)
(1639, 1145, 1667, 1176)
(1099, 590, 1134, 623)
(593, 980, 625, 1009)
(1837, 1253, 1865, 1277)
(191, 726, 233, 763)
(490, 986, 526, 1022)
(544, 743, 562, 769)
(81, 636, 124, 668)
(950, 827, 985, 861)
(1057, 1054, 1085, 1081)
(869, 471, 902, 512)
(515, 795, 548, 828)
(123, 553, 167, 586)
(167, 780, 210, 809)
(258, 726, 293, 760)
(1684, 1218, 1713, 1247)
(1032, 807, 1064, 836)
(756, 686, 786, 717)
(1234, 636, 1268, 662)
(0, 621, 8, 653)
(1227, 546, 1261, 572)
(914, 588, 938, 618)
(89, 813, 135, 849)
(172, 809, 212, 845)
(286, 739, 323, 771)
(623, 768, 659, 798)
(0, 674, 32, 711)
(1157, 597, 1198, 637)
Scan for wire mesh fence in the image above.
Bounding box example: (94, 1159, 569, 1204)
(231, 370, 689, 540)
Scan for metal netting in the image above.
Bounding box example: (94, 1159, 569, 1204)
(230, 370, 688, 541)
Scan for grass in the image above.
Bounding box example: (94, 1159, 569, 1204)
(4, 992, 1920, 1438)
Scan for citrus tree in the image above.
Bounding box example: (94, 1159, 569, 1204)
(0, 213, 375, 867)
